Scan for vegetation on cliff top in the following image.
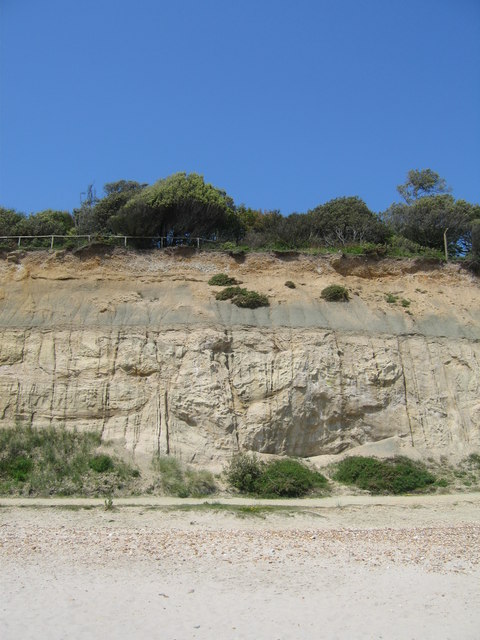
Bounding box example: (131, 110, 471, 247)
(1, 169, 479, 263)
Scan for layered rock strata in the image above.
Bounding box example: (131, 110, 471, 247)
(0, 250, 478, 464)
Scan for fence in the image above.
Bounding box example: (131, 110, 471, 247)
(0, 235, 218, 250)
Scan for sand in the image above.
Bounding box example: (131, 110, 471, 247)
(1, 494, 479, 639)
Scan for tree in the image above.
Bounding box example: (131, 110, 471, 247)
(20, 210, 74, 236)
(308, 197, 389, 246)
(0, 207, 25, 236)
(110, 172, 236, 241)
(397, 169, 451, 204)
(383, 194, 473, 254)
(471, 219, 480, 258)
(73, 185, 98, 233)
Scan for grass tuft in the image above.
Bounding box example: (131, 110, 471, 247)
(151, 455, 217, 497)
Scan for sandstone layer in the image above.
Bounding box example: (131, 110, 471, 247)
(0, 249, 479, 466)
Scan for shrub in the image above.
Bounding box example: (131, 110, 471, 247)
(321, 285, 349, 302)
(208, 273, 238, 286)
(254, 459, 328, 498)
(215, 286, 247, 301)
(88, 454, 114, 473)
(285, 280, 296, 289)
(216, 287, 269, 308)
(225, 453, 264, 493)
(401, 299, 410, 308)
(232, 290, 269, 308)
(385, 293, 398, 304)
(225, 454, 328, 497)
(6, 456, 33, 482)
(333, 456, 435, 494)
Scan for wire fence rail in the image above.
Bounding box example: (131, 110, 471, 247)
(0, 235, 219, 250)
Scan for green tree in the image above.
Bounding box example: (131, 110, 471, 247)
(83, 180, 146, 233)
(383, 195, 473, 254)
(20, 210, 74, 236)
(73, 185, 98, 233)
(0, 207, 25, 236)
(397, 169, 451, 204)
(472, 219, 480, 257)
(308, 197, 389, 245)
(110, 172, 236, 241)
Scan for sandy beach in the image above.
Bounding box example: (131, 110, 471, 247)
(1, 494, 479, 640)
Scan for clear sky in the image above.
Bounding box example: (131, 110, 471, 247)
(1, 0, 479, 216)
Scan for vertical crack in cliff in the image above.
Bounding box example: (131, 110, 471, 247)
(100, 330, 121, 441)
(155, 394, 162, 455)
(332, 331, 346, 430)
(49, 332, 57, 428)
(164, 390, 170, 454)
(397, 336, 415, 447)
(223, 349, 240, 450)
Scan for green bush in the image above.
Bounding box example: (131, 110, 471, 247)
(284, 280, 296, 289)
(333, 456, 435, 494)
(88, 454, 114, 473)
(385, 293, 398, 304)
(225, 454, 328, 497)
(216, 287, 269, 308)
(225, 453, 264, 493)
(5, 456, 34, 482)
(215, 286, 247, 301)
(321, 285, 349, 302)
(468, 453, 480, 468)
(232, 290, 269, 308)
(254, 459, 328, 497)
(208, 273, 239, 286)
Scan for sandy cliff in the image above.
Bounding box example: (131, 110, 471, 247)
(0, 248, 479, 465)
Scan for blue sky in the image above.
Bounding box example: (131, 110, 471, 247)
(1, 0, 479, 216)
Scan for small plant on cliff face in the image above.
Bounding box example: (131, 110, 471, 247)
(208, 273, 239, 286)
(385, 293, 398, 304)
(332, 456, 435, 494)
(320, 285, 349, 302)
(215, 286, 247, 301)
(215, 287, 269, 309)
(284, 280, 296, 289)
(232, 290, 269, 309)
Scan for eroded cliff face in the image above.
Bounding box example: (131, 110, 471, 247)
(0, 249, 479, 465)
